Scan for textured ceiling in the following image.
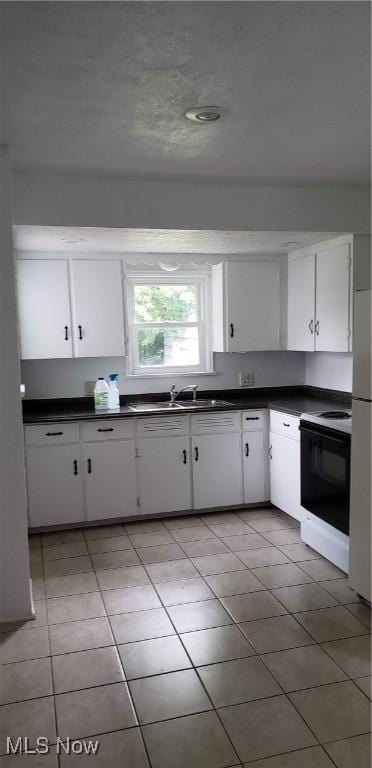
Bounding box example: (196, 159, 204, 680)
(1, 2, 370, 183)
(13, 226, 340, 254)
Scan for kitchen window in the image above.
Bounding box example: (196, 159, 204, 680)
(126, 272, 212, 375)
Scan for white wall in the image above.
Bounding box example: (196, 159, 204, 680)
(0, 148, 32, 622)
(305, 352, 353, 392)
(14, 171, 371, 233)
(21, 351, 305, 400)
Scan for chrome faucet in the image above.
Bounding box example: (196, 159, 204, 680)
(170, 384, 198, 404)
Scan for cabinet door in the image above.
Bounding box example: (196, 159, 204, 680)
(84, 440, 137, 520)
(269, 432, 301, 521)
(225, 262, 280, 351)
(243, 431, 268, 504)
(192, 433, 243, 509)
(17, 260, 72, 359)
(71, 260, 125, 357)
(287, 254, 316, 351)
(138, 436, 191, 516)
(315, 244, 351, 352)
(27, 445, 83, 527)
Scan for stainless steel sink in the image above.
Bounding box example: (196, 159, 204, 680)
(127, 402, 183, 413)
(127, 399, 233, 413)
(178, 399, 233, 409)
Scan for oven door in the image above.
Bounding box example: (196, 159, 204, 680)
(300, 421, 350, 534)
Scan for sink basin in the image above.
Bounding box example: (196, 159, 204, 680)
(128, 399, 233, 412)
(127, 402, 183, 413)
(178, 399, 233, 409)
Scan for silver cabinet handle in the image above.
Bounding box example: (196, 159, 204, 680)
(308, 319, 314, 334)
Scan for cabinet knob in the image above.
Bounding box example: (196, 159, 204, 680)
(245, 417, 260, 421)
(194, 446, 199, 462)
(87, 458, 92, 474)
(73, 460, 78, 475)
(182, 449, 187, 464)
(78, 325, 83, 340)
(308, 319, 314, 334)
(45, 431, 64, 437)
(245, 442, 249, 457)
(315, 320, 320, 336)
(97, 428, 114, 433)
(229, 323, 234, 338)
(64, 325, 69, 341)
(283, 422, 290, 427)
(269, 445, 272, 459)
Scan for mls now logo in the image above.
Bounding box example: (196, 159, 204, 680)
(6, 737, 100, 755)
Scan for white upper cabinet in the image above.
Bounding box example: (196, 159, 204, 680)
(287, 238, 352, 353)
(70, 260, 125, 357)
(287, 254, 316, 351)
(315, 244, 351, 352)
(17, 258, 125, 359)
(212, 261, 281, 352)
(17, 260, 73, 359)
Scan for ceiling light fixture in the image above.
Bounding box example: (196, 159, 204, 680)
(158, 261, 180, 272)
(185, 106, 222, 123)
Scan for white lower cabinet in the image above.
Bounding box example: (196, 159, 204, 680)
(138, 436, 191, 516)
(26, 409, 270, 528)
(84, 440, 137, 520)
(26, 445, 83, 527)
(192, 433, 243, 509)
(243, 431, 268, 503)
(269, 430, 301, 521)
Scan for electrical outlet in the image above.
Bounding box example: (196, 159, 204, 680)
(84, 380, 96, 397)
(239, 372, 254, 387)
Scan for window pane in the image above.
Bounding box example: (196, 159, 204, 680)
(134, 284, 197, 323)
(137, 327, 200, 367)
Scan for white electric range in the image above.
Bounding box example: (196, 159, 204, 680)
(299, 409, 352, 573)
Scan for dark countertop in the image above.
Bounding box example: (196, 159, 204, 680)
(22, 386, 351, 425)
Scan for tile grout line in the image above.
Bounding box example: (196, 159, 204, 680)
(84, 527, 157, 768)
(8, 510, 371, 766)
(140, 568, 245, 766)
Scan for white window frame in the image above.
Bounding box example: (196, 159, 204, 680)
(126, 270, 212, 376)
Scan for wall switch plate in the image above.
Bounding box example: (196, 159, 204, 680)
(239, 372, 254, 387)
(84, 381, 96, 397)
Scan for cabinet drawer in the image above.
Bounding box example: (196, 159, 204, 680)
(25, 423, 79, 446)
(82, 419, 135, 442)
(242, 410, 267, 431)
(270, 410, 300, 441)
(191, 411, 240, 435)
(137, 414, 189, 438)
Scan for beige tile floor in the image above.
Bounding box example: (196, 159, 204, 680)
(0, 506, 371, 768)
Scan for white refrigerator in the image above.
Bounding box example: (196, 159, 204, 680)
(348, 289, 372, 602)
